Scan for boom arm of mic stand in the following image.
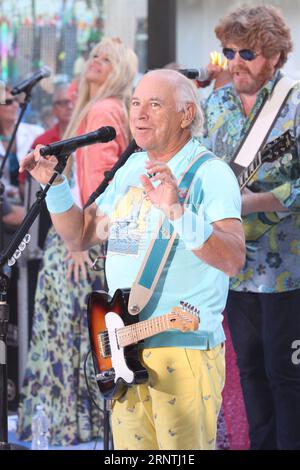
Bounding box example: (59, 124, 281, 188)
(0, 156, 70, 267)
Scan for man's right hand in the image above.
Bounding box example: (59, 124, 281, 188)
(19, 144, 62, 186)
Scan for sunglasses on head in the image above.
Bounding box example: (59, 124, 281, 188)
(222, 48, 259, 61)
(0, 98, 19, 106)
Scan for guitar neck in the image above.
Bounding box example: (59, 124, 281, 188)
(117, 314, 177, 347)
(237, 130, 294, 190)
(238, 152, 262, 189)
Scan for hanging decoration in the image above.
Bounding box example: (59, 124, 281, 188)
(0, 3, 104, 83)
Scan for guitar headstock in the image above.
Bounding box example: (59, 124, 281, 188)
(261, 130, 295, 164)
(168, 302, 200, 332)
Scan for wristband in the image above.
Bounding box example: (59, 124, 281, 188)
(42, 176, 74, 214)
(170, 207, 213, 250)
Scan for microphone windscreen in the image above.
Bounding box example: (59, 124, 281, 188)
(41, 66, 52, 78)
(98, 126, 116, 142)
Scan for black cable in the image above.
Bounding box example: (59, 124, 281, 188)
(83, 348, 103, 412)
(83, 348, 104, 450)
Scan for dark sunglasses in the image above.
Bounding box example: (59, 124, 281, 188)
(0, 98, 19, 106)
(222, 48, 259, 61)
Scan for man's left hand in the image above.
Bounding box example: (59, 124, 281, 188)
(241, 187, 288, 215)
(140, 160, 184, 220)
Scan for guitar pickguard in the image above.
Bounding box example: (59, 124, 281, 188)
(105, 311, 135, 385)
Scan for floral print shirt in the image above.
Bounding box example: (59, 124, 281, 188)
(202, 71, 300, 293)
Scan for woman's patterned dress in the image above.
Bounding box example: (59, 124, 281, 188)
(17, 228, 105, 446)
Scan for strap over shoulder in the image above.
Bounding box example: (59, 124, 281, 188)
(230, 76, 298, 175)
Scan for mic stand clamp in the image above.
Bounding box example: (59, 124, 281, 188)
(0, 155, 70, 450)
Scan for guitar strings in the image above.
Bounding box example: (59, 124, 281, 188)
(98, 313, 196, 348)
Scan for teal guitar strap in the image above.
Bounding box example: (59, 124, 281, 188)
(128, 150, 215, 315)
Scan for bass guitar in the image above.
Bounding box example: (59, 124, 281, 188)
(87, 289, 199, 400)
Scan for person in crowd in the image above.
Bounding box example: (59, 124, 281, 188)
(17, 38, 138, 446)
(0, 86, 43, 195)
(32, 84, 74, 148)
(208, 66, 231, 90)
(40, 105, 57, 130)
(18, 83, 75, 204)
(202, 4, 300, 450)
(2, 192, 24, 226)
(73, 49, 89, 81)
(20, 68, 245, 450)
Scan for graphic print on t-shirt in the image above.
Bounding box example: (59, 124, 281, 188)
(108, 186, 152, 256)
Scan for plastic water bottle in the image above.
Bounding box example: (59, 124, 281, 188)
(31, 404, 49, 450)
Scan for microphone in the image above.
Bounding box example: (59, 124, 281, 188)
(39, 126, 116, 158)
(12, 66, 51, 95)
(179, 67, 211, 81)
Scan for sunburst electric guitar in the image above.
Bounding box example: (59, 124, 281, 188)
(87, 289, 199, 400)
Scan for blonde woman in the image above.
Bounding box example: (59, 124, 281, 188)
(17, 37, 138, 446)
(65, 36, 137, 203)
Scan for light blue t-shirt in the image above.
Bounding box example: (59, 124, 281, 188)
(96, 138, 241, 349)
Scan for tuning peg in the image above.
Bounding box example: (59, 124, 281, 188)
(180, 301, 200, 317)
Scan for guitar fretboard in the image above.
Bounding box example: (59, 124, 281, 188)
(238, 152, 262, 189)
(237, 130, 293, 190)
(117, 314, 178, 347)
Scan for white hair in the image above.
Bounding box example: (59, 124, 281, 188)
(147, 69, 204, 136)
(175, 76, 204, 137)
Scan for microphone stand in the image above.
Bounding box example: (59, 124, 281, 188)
(0, 155, 70, 450)
(0, 88, 33, 450)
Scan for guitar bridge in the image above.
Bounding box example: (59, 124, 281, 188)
(98, 331, 111, 358)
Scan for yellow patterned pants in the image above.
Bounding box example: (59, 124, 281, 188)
(111, 345, 225, 450)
